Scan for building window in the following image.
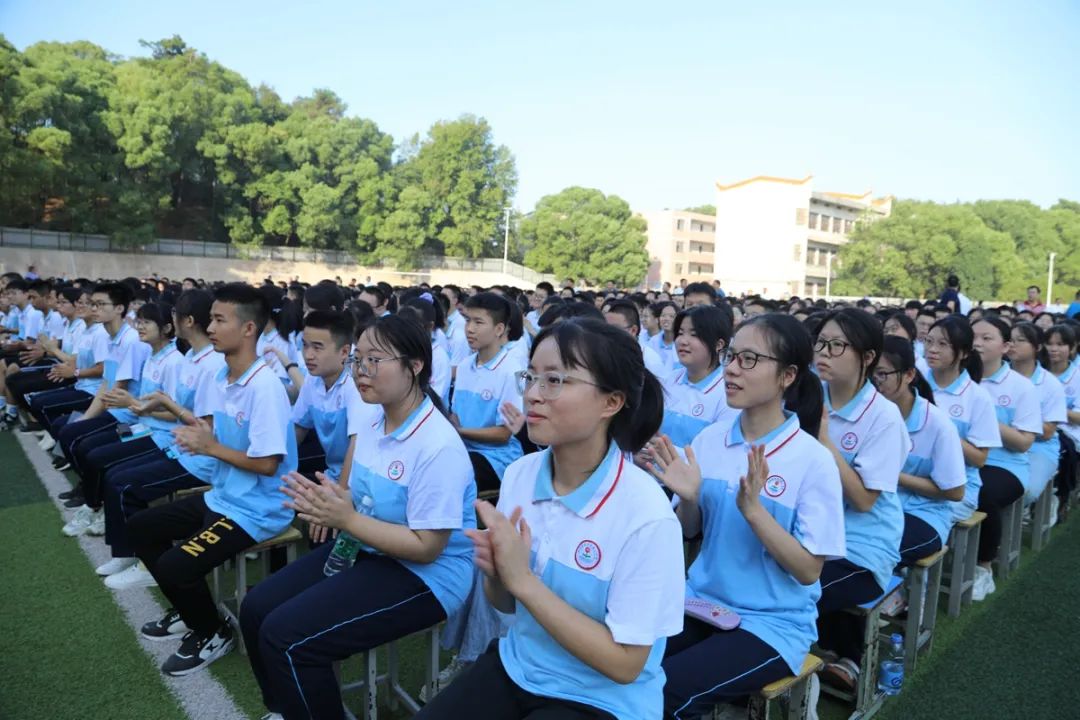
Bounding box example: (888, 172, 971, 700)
(818, 214, 830, 232)
(809, 212, 818, 230)
(844, 219, 854, 234)
(676, 219, 684, 230)
(675, 241, 684, 253)
(675, 263, 683, 274)
(833, 216, 843, 233)
(793, 244, 802, 261)
(795, 208, 808, 226)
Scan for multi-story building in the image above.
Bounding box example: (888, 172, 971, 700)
(638, 209, 717, 289)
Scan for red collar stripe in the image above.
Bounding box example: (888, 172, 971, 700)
(586, 453, 624, 519)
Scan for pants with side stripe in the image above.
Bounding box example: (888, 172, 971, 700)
(56, 414, 117, 478)
(8, 368, 71, 410)
(815, 558, 884, 664)
(661, 619, 791, 719)
(78, 434, 157, 509)
(102, 449, 206, 558)
(898, 513, 943, 566)
(129, 493, 255, 636)
(240, 545, 446, 720)
(28, 387, 93, 431)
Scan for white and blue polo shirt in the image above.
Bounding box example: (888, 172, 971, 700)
(287, 330, 310, 380)
(103, 323, 150, 391)
(1053, 362, 1080, 447)
(109, 340, 183, 426)
(17, 305, 43, 341)
(444, 311, 471, 367)
(291, 368, 366, 481)
(44, 309, 66, 340)
(687, 412, 846, 674)
(450, 345, 523, 479)
(156, 344, 226, 482)
(896, 395, 967, 545)
(641, 342, 667, 380)
(203, 358, 298, 542)
(1027, 365, 1067, 469)
(660, 365, 734, 448)
(498, 443, 685, 720)
(981, 363, 1042, 489)
(926, 369, 1001, 517)
(825, 381, 909, 591)
(348, 397, 476, 615)
(503, 338, 530, 374)
(74, 323, 108, 395)
(2, 306, 19, 332)
(256, 328, 295, 383)
(61, 317, 86, 354)
(647, 333, 678, 373)
(430, 337, 452, 405)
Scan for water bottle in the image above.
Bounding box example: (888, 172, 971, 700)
(877, 633, 904, 696)
(322, 495, 375, 576)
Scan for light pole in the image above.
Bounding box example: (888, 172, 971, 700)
(503, 206, 511, 276)
(825, 251, 833, 300)
(1048, 252, 1057, 307)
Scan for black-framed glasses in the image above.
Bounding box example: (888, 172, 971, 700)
(814, 338, 851, 357)
(89, 301, 114, 309)
(722, 349, 782, 370)
(515, 370, 601, 400)
(347, 354, 404, 377)
(871, 369, 903, 385)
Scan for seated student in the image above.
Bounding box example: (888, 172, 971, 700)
(874, 336, 966, 564)
(96, 290, 227, 589)
(417, 318, 684, 720)
(501, 299, 530, 373)
(450, 292, 524, 494)
(1007, 323, 1067, 507)
(656, 305, 736, 449)
(812, 309, 908, 690)
(604, 299, 667, 379)
(0, 279, 45, 390)
(53, 283, 149, 476)
(649, 313, 844, 718)
(400, 296, 452, 405)
(442, 284, 472, 369)
(240, 314, 475, 719)
(288, 280, 345, 376)
(647, 302, 679, 373)
(1042, 323, 1080, 519)
(61, 302, 182, 538)
(127, 282, 297, 676)
(970, 316, 1041, 600)
(256, 285, 298, 387)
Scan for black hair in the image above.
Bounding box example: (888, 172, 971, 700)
(673, 305, 732, 369)
(400, 297, 436, 330)
(880, 335, 934, 402)
(5, 278, 29, 293)
(916, 306, 937, 321)
(1043, 323, 1077, 369)
(529, 318, 663, 452)
(539, 300, 604, 326)
(506, 295, 524, 341)
(929, 315, 983, 383)
(817, 307, 884, 388)
(174, 289, 214, 336)
(973, 314, 1012, 343)
(1010, 321, 1042, 365)
(683, 282, 716, 303)
(739, 313, 824, 437)
(360, 285, 388, 309)
(348, 299, 377, 340)
(947, 274, 960, 289)
(465, 292, 513, 329)
(884, 311, 917, 342)
(1033, 311, 1055, 327)
(905, 300, 923, 311)
(28, 279, 51, 295)
(604, 299, 642, 335)
(536, 281, 555, 295)
(59, 286, 84, 305)
(302, 310, 355, 349)
(442, 284, 463, 303)
(136, 301, 176, 341)
(214, 282, 270, 333)
(360, 314, 446, 416)
(92, 282, 134, 315)
(1028, 285, 1041, 293)
(305, 281, 344, 312)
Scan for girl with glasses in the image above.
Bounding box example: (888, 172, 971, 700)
(874, 336, 966, 565)
(812, 308, 908, 692)
(649, 313, 844, 718)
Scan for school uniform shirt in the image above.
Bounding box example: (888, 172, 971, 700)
(155, 344, 227, 482)
(450, 345, 523, 479)
(287, 330, 310, 379)
(1027, 365, 1067, 467)
(17, 305, 43, 341)
(44, 309, 66, 340)
(641, 342, 667, 380)
(61, 317, 86, 355)
(498, 443, 685, 720)
(1053, 362, 1080, 447)
(108, 341, 184, 426)
(291, 368, 367, 481)
(256, 328, 295, 384)
(647, 333, 678, 373)
(897, 395, 967, 545)
(348, 396, 476, 615)
(203, 358, 298, 542)
(825, 381, 909, 591)
(525, 309, 541, 330)
(503, 338, 530, 374)
(659, 365, 735, 448)
(430, 335, 452, 405)
(445, 311, 470, 367)
(103, 323, 151, 391)
(74, 324, 109, 395)
(1, 307, 17, 332)
(687, 412, 846, 674)
(980, 364, 1042, 490)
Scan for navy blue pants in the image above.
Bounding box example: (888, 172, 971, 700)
(57, 414, 118, 477)
(816, 558, 885, 663)
(8, 367, 70, 410)
(28, 387, 93, 431)
(661, 619, 791, 719)
(898, 513, 942, 566)
(240, 545, 445, 720)
(977, 465, 1024, 563)
(103, 448, 206, 558)
(78, 433, 157, 509)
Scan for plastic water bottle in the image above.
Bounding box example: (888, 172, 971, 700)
(877, 633, 904, 696)
(322, 495, 375, 576)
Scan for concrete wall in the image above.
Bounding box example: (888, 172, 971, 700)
(0, 246, 538, 289)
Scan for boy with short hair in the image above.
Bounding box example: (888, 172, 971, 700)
(127, 282, 298, 676)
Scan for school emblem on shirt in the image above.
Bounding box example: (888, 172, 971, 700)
(1067, 386, 1076, 397)
(764, 475, 787, 497)
(691, 403, 704, 417)
(574, 540, 602, 571)
(387, 460, 405, 481)
(840, 432, 858, 451)
(152, 371, 160, 382)
(998, 395, 1011, 407)
(235, 411, 246, 426)
(185, 375, 196, 388)
(949, 404, 963, 418)
(481, 389, 494, 401)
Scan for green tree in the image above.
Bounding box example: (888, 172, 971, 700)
(683, 204, 716, 215)
(521, 187, 649, 288)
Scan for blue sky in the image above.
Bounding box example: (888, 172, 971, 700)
(3, 0, 1078, 211)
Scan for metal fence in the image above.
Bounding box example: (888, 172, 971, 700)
(0, 226, 556, 283)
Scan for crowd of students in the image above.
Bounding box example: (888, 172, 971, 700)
(3, 270, 1078, 720)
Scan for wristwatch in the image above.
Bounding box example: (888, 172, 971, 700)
(74, 368, 80, 378)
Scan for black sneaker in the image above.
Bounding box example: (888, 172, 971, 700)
(0, 414, 16, 431)
(52, 456, 71, 472)
(141, 609, 190, 641)
(62, 492, 86, 508)
(18, 421, 43, 433)
(58, 487, 81, 501)
(161, 624, 234, 676)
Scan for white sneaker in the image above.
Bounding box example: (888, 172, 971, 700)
(806, 673, 821, 720)
(419, 655, 472, 702)
(39, 434, 56, 451)
(62, 505, 96, 537)
(87, 510, 105, 535)
(972, 566, 993, 601)
(105, 561, 158, 590)
(96, 557, 138, 576)
(260, 714, 284, 720)
(1050, 495, 1060, 528)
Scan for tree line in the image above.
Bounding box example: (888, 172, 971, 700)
(0, 35, 650, 286)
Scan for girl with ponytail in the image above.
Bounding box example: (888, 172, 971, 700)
(646, 313, 845, 717)
(241, 314, 476, 720)
(874, 336, 966, 565)
(416, 318, 684, 720)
